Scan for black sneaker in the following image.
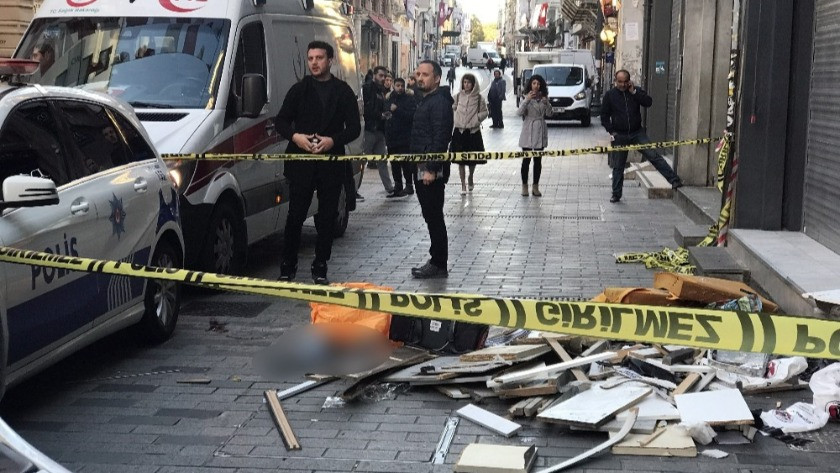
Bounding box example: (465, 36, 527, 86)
(386, 189, 404, 198)
(411, 261, 448, 279)
(355, 192, 365, 201)
(672, 180, 684, 190)
(311, 261, 329, 285)
(402, 187, 414, 196)
(610, 195, 621, 203)
(278, 262, 297, 281)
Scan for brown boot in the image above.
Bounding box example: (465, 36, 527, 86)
(521, 184, 529, 196)
(532, 184, 542, 197)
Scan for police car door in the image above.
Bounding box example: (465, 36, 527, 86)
(54, 100, 163, 326)
(0, 99, 100, 368)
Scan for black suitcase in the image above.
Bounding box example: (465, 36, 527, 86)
(390, 315, 488, 354)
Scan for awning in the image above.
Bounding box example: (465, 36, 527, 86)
(369, 13, 399, 35)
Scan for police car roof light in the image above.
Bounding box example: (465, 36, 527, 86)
(0, 59, 40, 76)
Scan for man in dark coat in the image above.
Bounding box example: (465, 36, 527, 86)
(362, 65, 395, 195)
(275, 40, 361, 284)
(601, 69, 683, 203)
(410, 60, 454, 278)
(487, 69, 506, 128)
(386, 77, 417, 196)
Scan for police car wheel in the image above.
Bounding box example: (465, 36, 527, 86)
(334, 187, 349, 238)
(140, 239, 182, 343)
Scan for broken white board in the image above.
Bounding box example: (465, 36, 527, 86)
(611, 425, 697, 457)
(489, 352, 615, 387)
(537, 382, 651, 428)
(616, 392, 680, 422)
(454, 444, 537, 473)
(674, 388, 753, 426)
(456, 404, 522, 437)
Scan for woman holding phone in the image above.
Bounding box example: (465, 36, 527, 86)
(517, 74, 552, 197)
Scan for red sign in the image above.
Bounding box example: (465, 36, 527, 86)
(160, 0, 207, 13)
(66, 0, 99, 7)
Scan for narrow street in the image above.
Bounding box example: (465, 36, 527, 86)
(2, 76, 836, 472)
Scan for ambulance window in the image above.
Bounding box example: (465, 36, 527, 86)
(0, 101, 70, 188)
(225, 22, 267, 126)
(55, 101, 131, 179)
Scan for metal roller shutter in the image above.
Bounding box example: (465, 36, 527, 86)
(804, 0, 840, 253)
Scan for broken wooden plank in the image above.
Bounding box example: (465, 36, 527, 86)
(381, 356, 461, 383)
(489, 352, 615, 387)
(692, 371, 717, 393)
(545, 337, 589, 382)
(455, 444, 537, 473)
(536, 408, 638, 473)
(456, 404, 522, 437)
(616, 393, 680, 422)
(497, 382, 559, 399)
(674, 389, 753, 426)
(663, 348, 696, 365)
(275, 377, 336, 401)
(508, 398, 531, 417)
(523, 397, 547, 417)
(537, 383, 650, 428)
(460, 344, 551, 363)
(672, 372, 701, 396)
(264, 390, 301, 450)
(339, 346, 432, 399)
(436, 386, 472, 400)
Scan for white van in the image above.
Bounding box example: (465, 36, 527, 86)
(466, 47, 500, 69)
(14, 0, 364, 274)
(532, 63, 594, 126)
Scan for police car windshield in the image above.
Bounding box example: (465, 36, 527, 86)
(534, 66, 584, 87)
(17, 17, 230, 109)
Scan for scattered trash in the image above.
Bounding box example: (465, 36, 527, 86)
(456, 403, 522, 437)
(432, 416, 459, 465)
(700, 448, 729, 459)
(264, 390, 301, 450)
(759, 402, 829, 433)
(809, 362, 840, 420)
(322, 396, 346, 409)
(359, 382, 409, 402)
(680, 421, 717, 445)
(455, 444, 537, 473)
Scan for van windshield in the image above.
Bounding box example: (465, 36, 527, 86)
(17, 17, 230, 109)
(533, 66, 584, 87)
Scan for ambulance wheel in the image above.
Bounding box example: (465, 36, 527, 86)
(203, 200, 246, 275)
(140, 239, 181, 343)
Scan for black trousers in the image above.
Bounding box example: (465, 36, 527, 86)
(388, 144, 416, 191)
(489, 99, 504, 127)
(609, 130, 681, 199)
(521, 148, 543, 184)
(415, 179, 447, 268)
(282, 162, 343, 266)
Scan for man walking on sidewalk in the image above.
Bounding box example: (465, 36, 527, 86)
(275, 41, 361, 284)
(363, 66, 396, 196)
(601, 69, 683, 203)
(488, 69, 506, 128)
(409, 60, 454, 279)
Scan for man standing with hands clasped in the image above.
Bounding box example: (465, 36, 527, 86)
(275, 41, 361, 284)
(410, 60, 454, 279)
(601, 70, 683, 203)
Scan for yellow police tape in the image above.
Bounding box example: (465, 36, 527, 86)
(1, 246, 838, 360)
(161, 137, 719, 162)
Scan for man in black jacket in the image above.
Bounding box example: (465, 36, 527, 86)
(362, 66, 396, 195)
(410, 60, 454, 278)
(601, 69, 683, 203)
(386, 78, 417, 196)
(275, 40, 361, 284)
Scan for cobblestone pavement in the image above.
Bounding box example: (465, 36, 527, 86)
(2, 82, 837, 472)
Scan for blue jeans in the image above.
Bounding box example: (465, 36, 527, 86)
(609, 130, 681, 198)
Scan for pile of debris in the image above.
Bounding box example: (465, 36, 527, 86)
(261, 273, 840, 472)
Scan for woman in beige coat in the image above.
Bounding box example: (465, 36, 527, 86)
(451, 73, 489, 195)
(517, 74, 552, 196)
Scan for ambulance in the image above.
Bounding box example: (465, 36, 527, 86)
(13, 0, 365, 274)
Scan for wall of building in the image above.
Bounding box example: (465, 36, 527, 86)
(616, 0, 645, 80)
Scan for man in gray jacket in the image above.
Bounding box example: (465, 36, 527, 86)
(409, 60, 454, 278)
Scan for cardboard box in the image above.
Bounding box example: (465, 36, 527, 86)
(653, 273, 778, 312)
(593, 287, 683, 307)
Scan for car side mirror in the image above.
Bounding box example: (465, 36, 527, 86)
(240, 73, 267, 118)
(1, 175, 58, 210)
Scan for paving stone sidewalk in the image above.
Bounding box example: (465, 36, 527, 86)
(3, 94, 837, 473)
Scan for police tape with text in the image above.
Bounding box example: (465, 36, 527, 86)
(3, 246, 838, 360)
(161, 137, 719, 163)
